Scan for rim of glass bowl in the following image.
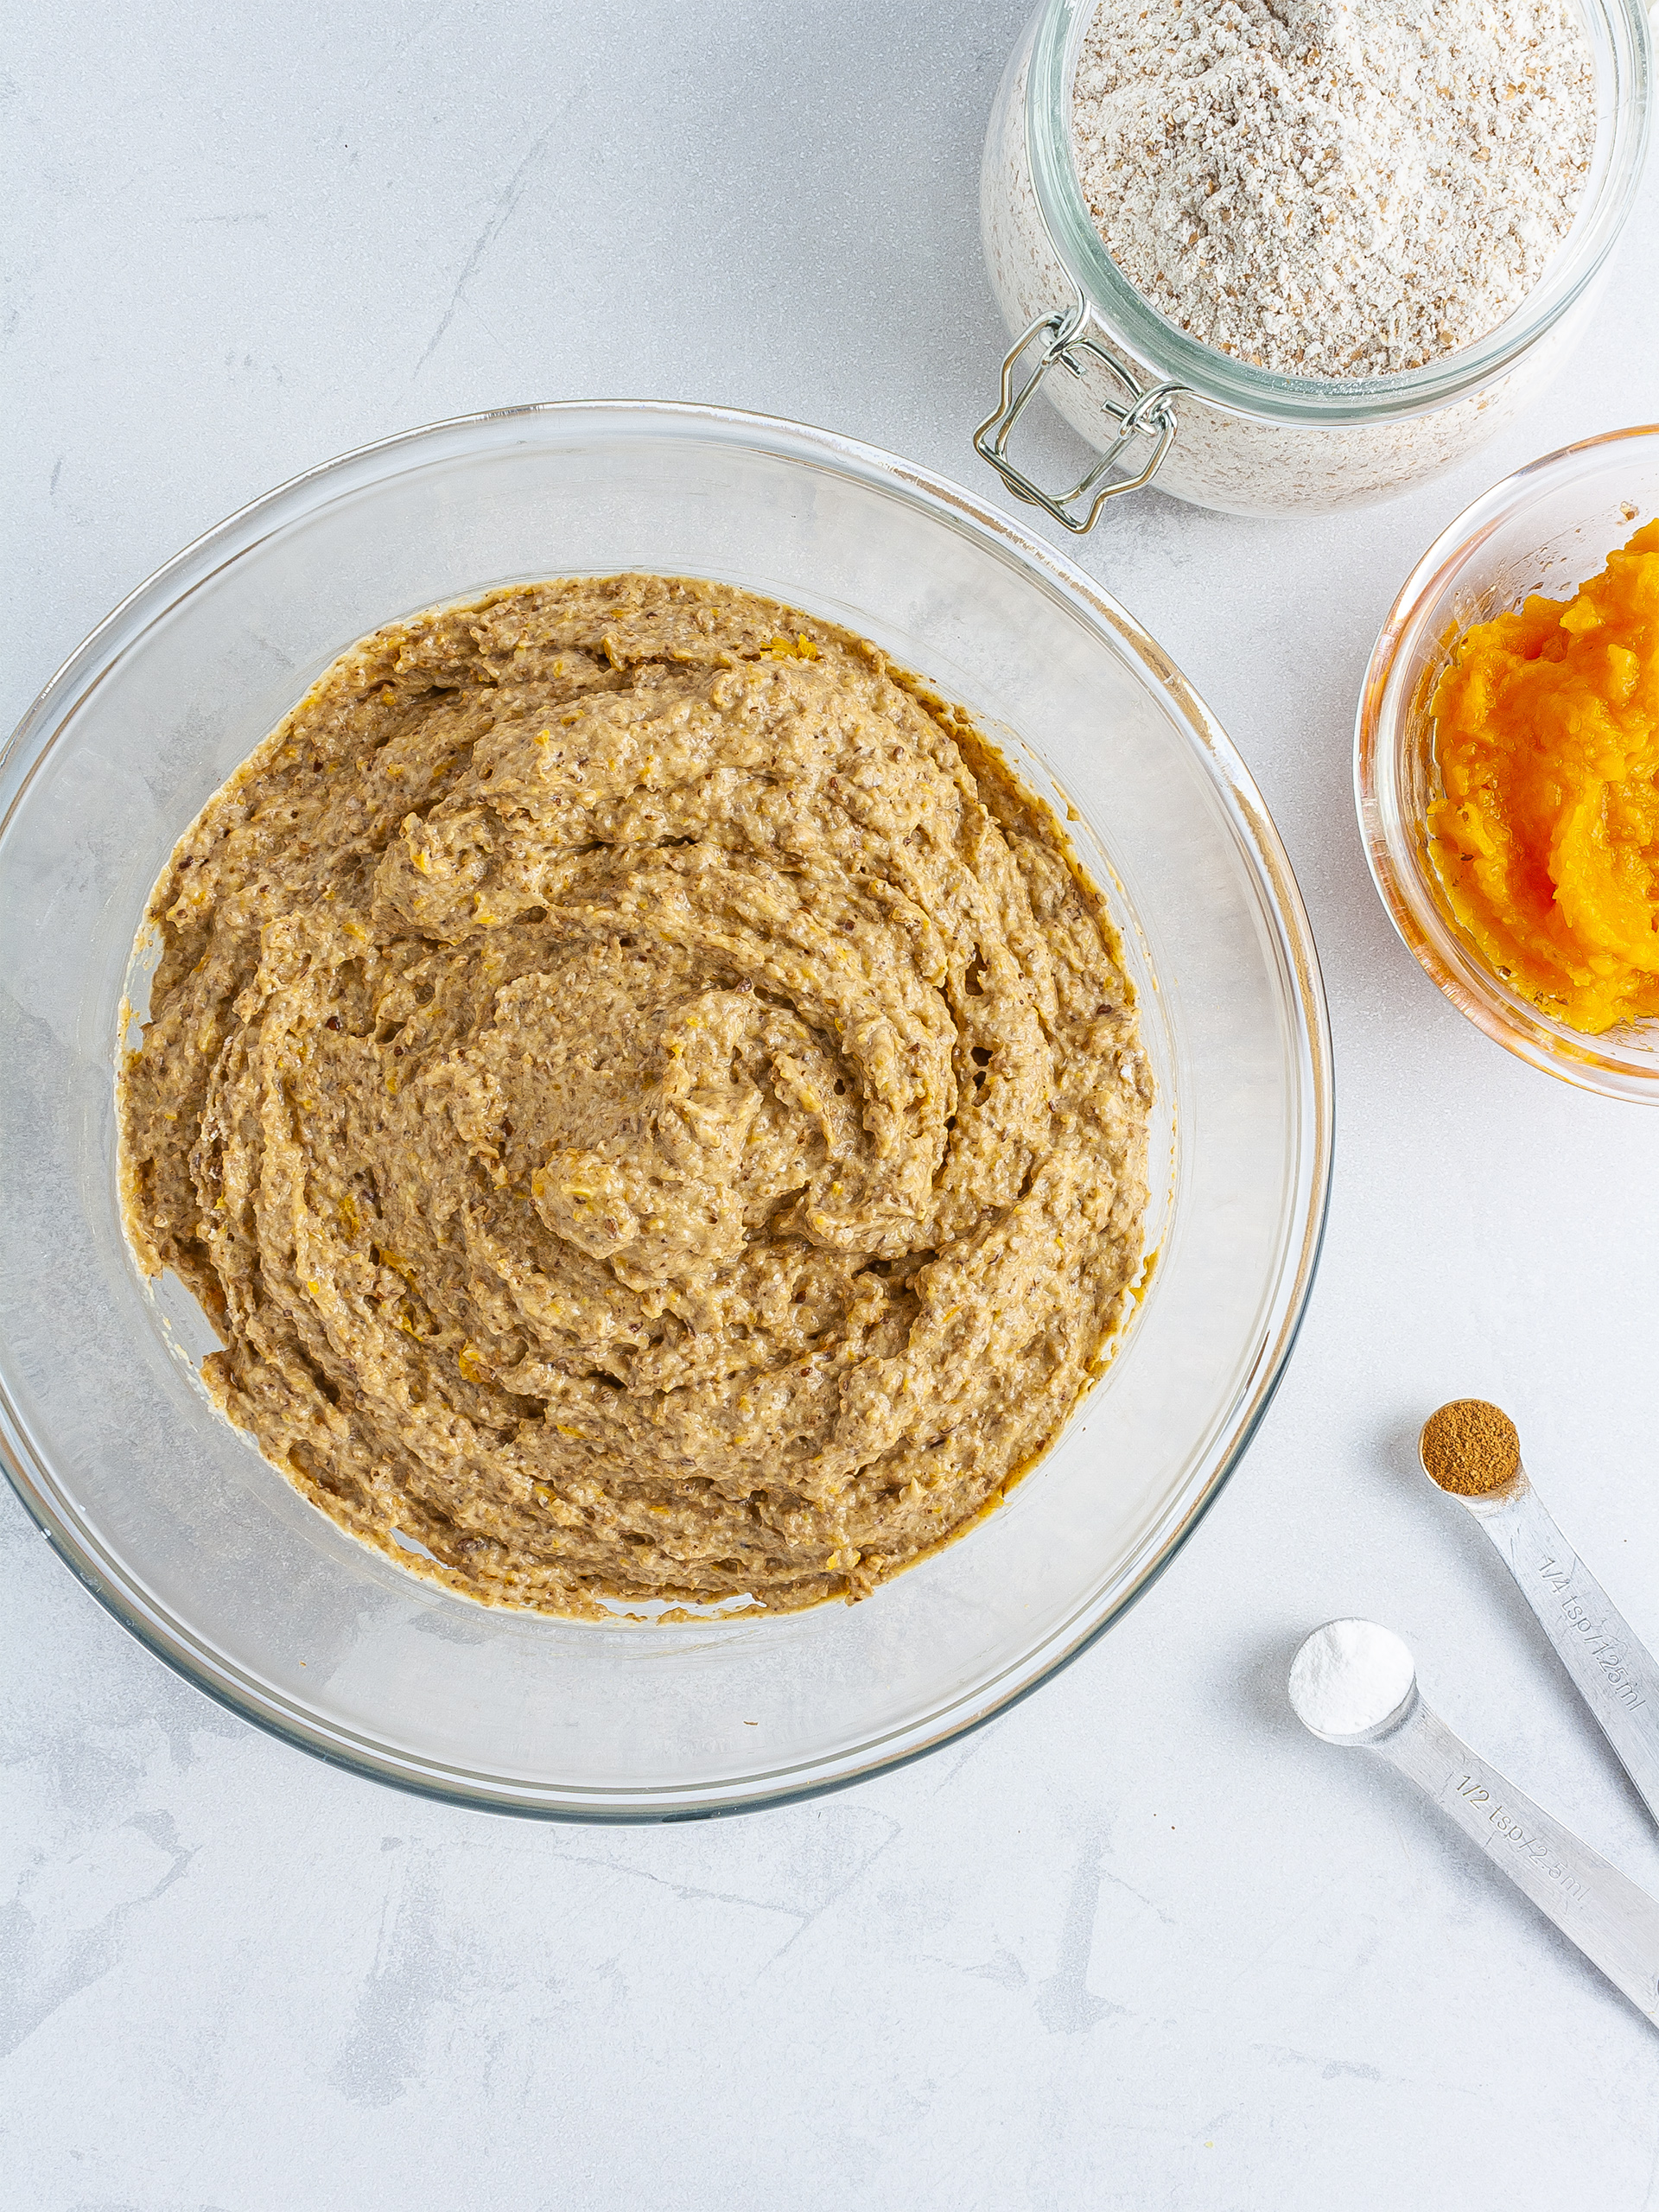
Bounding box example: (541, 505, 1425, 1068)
(0, 401, 1333, 1819)
(1027, 0, 1652, 428)
(1354, 421, 1659, 1101)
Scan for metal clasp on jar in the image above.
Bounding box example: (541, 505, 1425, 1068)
(974, 289, 1187, 532)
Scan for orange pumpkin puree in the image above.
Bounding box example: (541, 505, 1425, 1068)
(1428, 520, 1659, 1034)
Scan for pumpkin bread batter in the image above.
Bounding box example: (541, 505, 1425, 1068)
(119, 576, 1151, 1617)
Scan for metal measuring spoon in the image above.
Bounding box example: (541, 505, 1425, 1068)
(1420, 1400, 1659, 1827)
(1289, 1619, 1659, 2025)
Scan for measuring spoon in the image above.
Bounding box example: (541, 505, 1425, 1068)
(1289, 1619, 1659, 2027)
(1419, 1402, 1659, 1829)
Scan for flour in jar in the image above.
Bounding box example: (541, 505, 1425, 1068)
(1072, 0, 1596, 378)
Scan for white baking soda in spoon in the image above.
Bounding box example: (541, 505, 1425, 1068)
(1287, 1620, 1416, 1743)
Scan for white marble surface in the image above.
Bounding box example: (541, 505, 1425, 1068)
(7, 3, 1659, 2203)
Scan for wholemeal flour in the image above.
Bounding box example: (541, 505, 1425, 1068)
(1072, 0, 1596, 378)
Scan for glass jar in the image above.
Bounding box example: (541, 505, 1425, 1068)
(978, 0, 1652, 524)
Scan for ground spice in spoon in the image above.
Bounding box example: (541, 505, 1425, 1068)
(1420, 1400, 1522, 1497)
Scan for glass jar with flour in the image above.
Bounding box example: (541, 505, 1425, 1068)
(978, 0, 1651, 522)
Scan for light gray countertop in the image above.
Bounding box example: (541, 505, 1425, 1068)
(6, 3, 1659, 2205)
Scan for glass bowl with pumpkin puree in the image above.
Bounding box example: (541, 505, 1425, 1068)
(1357, 423, 1659, 1101)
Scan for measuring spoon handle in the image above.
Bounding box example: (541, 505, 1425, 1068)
(1379, 1694, 1659, 2024)
(1477, 1482, 1659, 1827)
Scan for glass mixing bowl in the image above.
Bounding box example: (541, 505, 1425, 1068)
(1357, 423, 1659, 1101)
(0, 404, 1331, 1818)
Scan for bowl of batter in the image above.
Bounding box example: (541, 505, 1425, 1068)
(0, 404, 1330, 1815)
(118, 574, 1156, 1622)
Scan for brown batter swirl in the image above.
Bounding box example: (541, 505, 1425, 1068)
(119, 576, 1151, 1617)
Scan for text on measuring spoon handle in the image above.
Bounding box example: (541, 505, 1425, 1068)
(1452, 1773, 1591, 1904)
(1533, 1553, 1648, 1711)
